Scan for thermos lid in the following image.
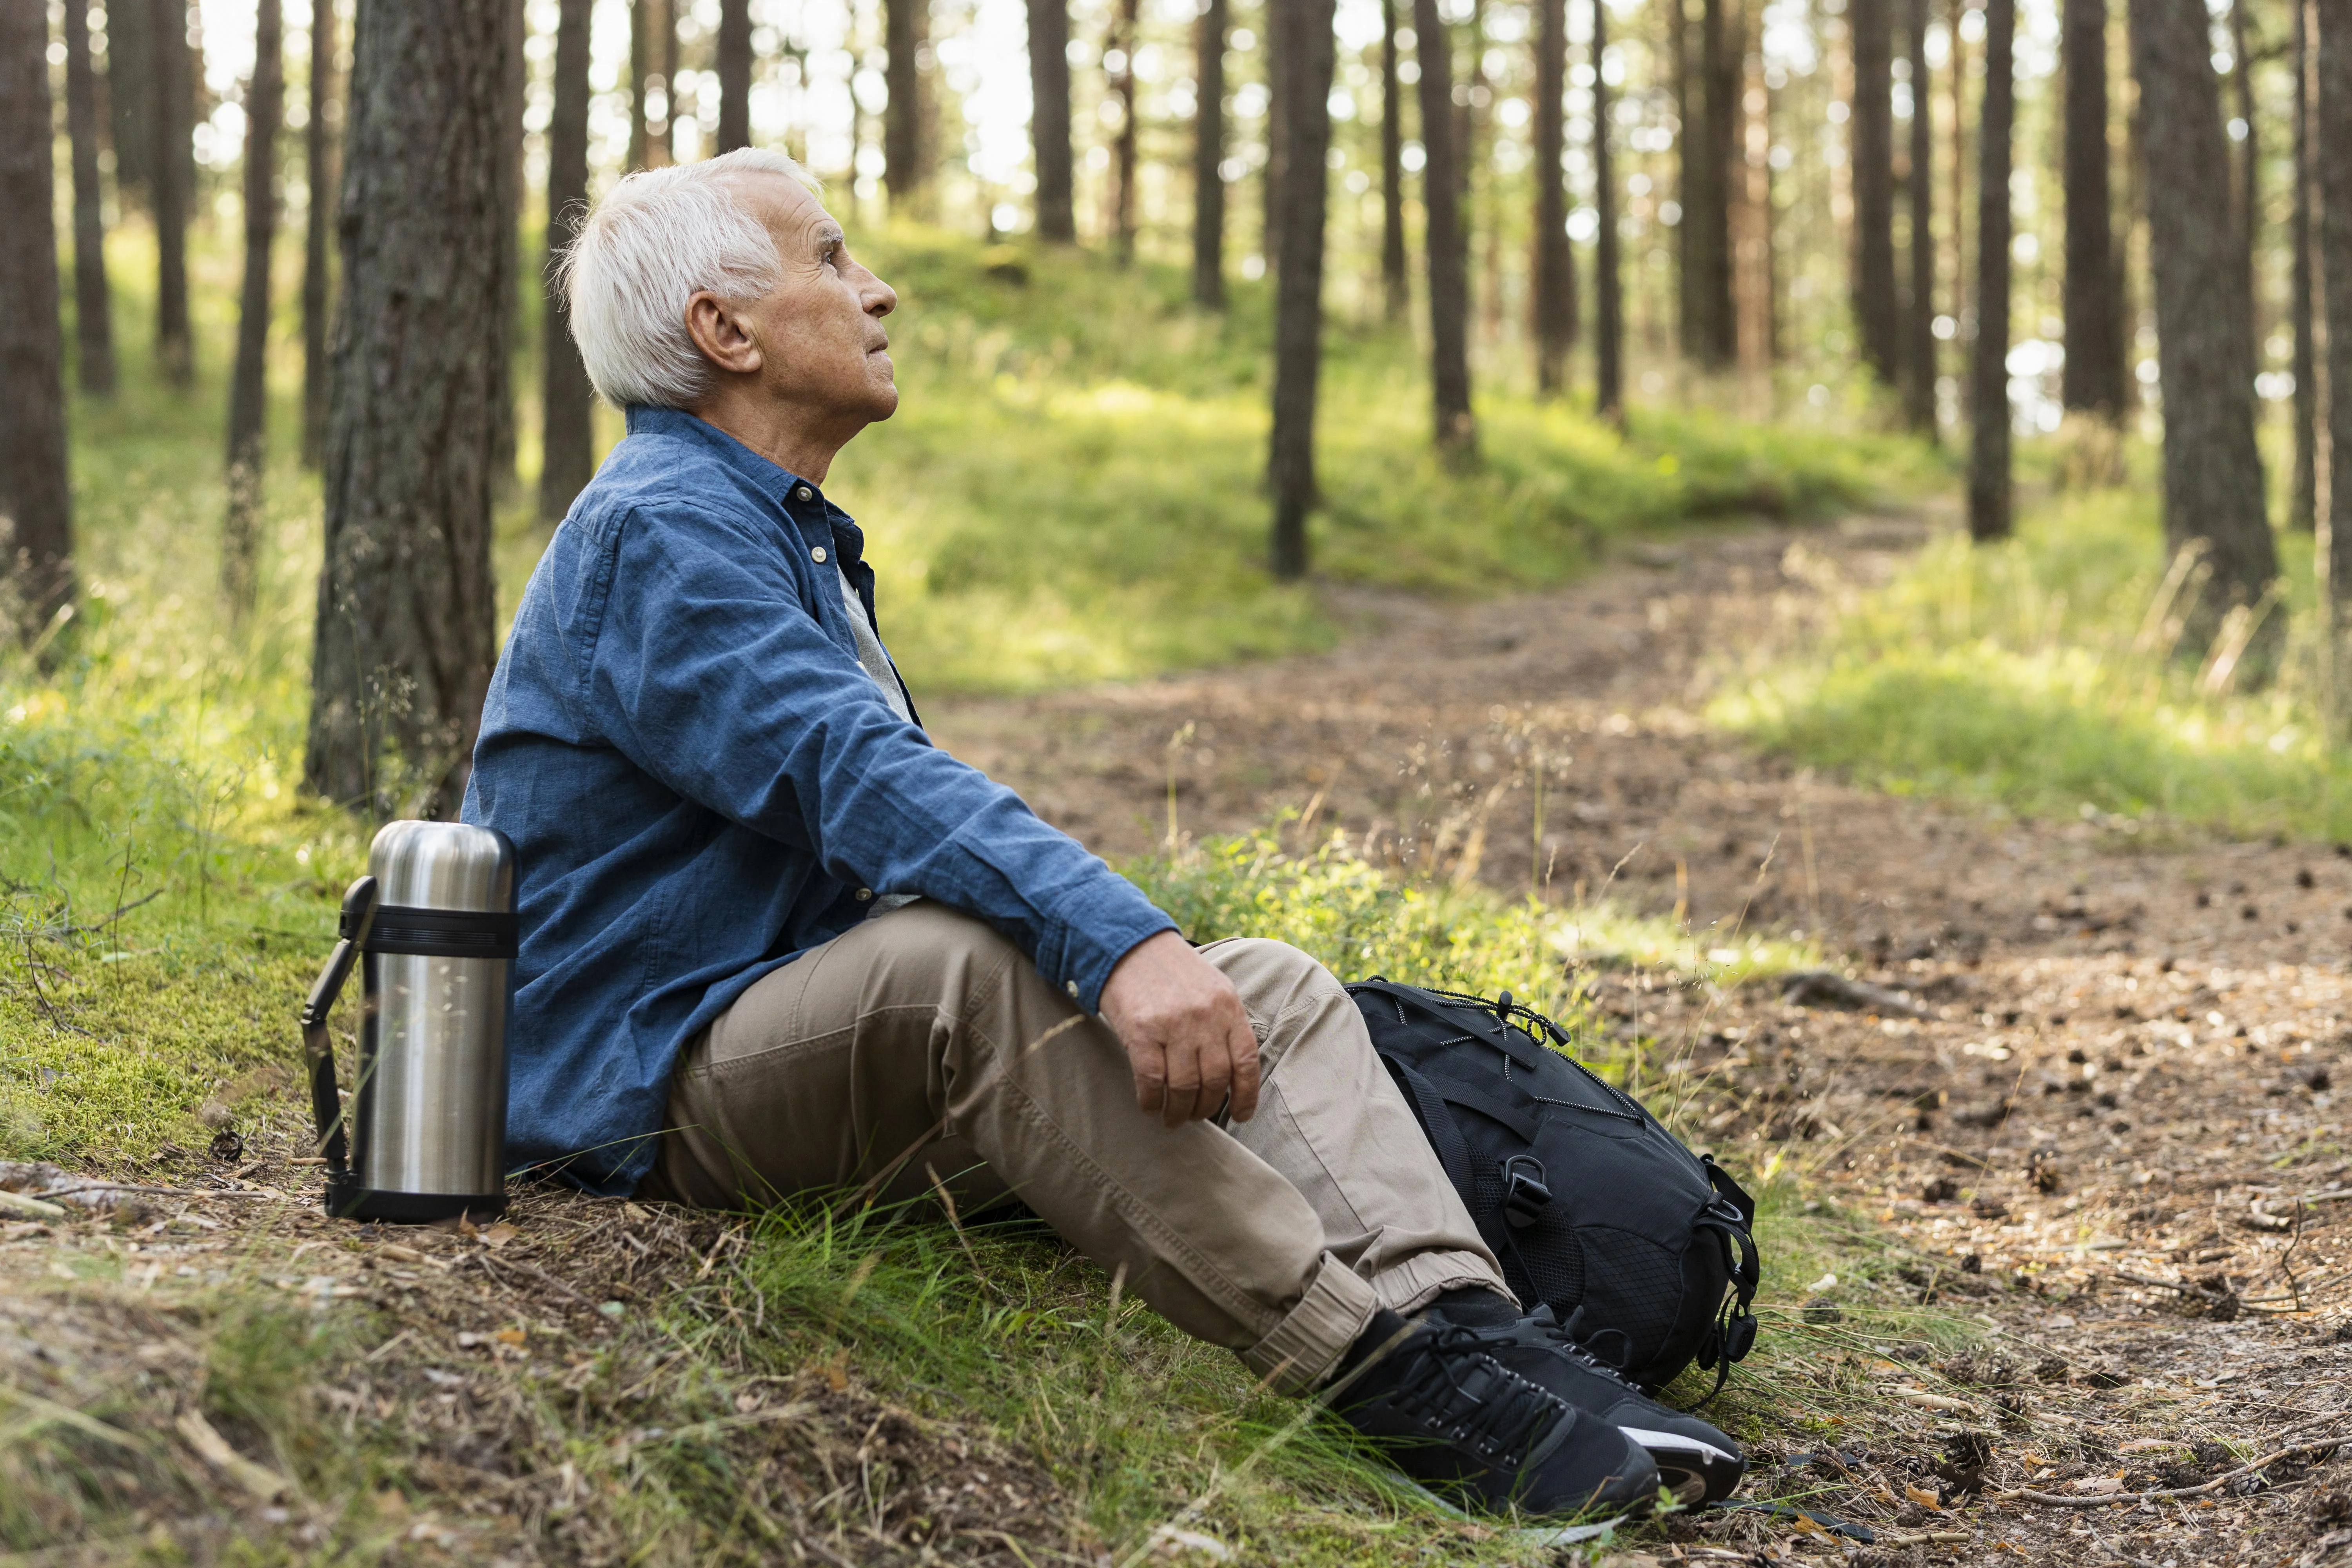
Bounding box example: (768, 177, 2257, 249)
(367, 821, 517, 914)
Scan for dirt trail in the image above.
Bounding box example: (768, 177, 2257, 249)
(927, 516, 2352, 1567)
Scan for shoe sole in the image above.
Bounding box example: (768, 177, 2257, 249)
(1618, 1426, 1744, 1504)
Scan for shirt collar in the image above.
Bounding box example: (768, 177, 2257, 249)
(623, 405, 867, 572)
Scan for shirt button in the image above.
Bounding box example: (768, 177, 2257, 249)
(794, 485, 813, 501)
(811, 546, 828, 564)
(855, 888, 873, 902)
(1065, 980, 1080, 998)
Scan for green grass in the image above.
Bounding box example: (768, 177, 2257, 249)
(1711, 479, 2352, 843)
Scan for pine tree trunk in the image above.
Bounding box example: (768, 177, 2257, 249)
(2289, 0, 2315, 530)
(2061, 0, 2125, 415)
(1968, 0, 2014, 540)
(1852, 0, 1900, 387)
(1904, 0, 1936, 433)
(0, 2, 76, 640)
(541, 0, 597, 524)
(1696, 0, 1737, 365)
(1379, 0, 1407, 318)
(490, 0, 524, 491)
(152, 0, 193, 385)
(306, 0, 510, 817)
(109, 0, 153, 205)
(628, 0, 648, 170)
(1270, 0, 1336, 579)
(886, 0, 925, 207)
(2129, 0, 2278, 613)
(656, 0, 678, 164)
(1195, 0, 1229, 305)
(224, 0, 283, 622)
(1414, 0, 1475, 449)
(64, 0, 116, 398)
(1668, 0, 1696, 360)
(1109, 0, 1140, 259)
(1267, 0, 1290, 277)
(302, 0, 339, 468)
(2229, 0, 2258, 340)
(1030, 0, 1075, 240)
(716, 0, 750, 152)
(1533, 0, 1573, 391)
(1947, 0, 1968, 333)
(1594, 0, 1624, 422)
(2318, 0, 2352, 598)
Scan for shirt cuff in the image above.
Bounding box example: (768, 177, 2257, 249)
(1043, 876, 1179, 1014)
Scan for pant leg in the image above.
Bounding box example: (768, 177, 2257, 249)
(643, 900, 1379, 1392)
(1200, 938, 1513, 1315)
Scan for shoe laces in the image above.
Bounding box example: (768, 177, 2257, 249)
(1516, 1307, 1643, 1392)
(1376, 1323, 1573, 1466)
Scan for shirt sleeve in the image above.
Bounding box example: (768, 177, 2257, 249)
(586, 503, 1176, 1010)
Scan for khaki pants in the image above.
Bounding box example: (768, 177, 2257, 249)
(641, 900, 1509, 1392)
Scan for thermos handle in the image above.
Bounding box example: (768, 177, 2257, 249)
(300, 876, 379, 1174)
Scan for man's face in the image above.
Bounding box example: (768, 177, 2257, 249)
(724, 174, 899, 430)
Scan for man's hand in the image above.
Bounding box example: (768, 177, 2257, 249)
(1096, 931, 1261, 1127)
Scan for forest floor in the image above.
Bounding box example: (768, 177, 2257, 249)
(8, 510, 2352, 1566)
(929, 510, 2352, 1568)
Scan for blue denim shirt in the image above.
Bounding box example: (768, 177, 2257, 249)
(462, 407, 1177, 1193)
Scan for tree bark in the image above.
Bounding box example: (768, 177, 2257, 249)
(1593, 0, 1624, 423)
(1413, 0, 1475, 449)
(491, 0, 524, 491)
(1852, 0, 1900, 387)
(1694, 0, 1738, 365)
(1270, 0, 1337, 579)
(1108, 0, 1140, 258)
(303, 0, 340, 468)
(2061, 0, 2126, 415)
(2290, 0, 2315, 530)
(2128, 0, 2278, 612)
(2229, 0, 2258, 335)
(2318, 0, 2352, 598)
(152, 0, 193, 385)
(628, 0, 648, 169)
(109, 0, 153, 204)
(1905, 0, 1936, 432)
(1533, 0, 1575, 392)
(717, 0, 751, 152)
(224, 0, 284, 621)
(1670, 0, 1693, 359)
(1947, 0, 1968, 339)
(886, 0, 926, 207)
(1968, 0, 2014, 540)
(306, 0, 510, 817)
(1195, 0, 1229, 305)
(64, 0, 116, 398)
(1030, 0, 1074, 240)
(541, 0, 597, 524)
(1379, 0, 1407, 318)
(0, 2, 76, 640)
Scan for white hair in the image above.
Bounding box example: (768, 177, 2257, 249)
(557, 148, 822, 410)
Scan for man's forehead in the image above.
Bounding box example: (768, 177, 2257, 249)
(720, 171, 837, 237)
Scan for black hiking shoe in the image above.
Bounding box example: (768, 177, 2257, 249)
(1431, 1296, 1746, 1506)
(1327, 1309, 1661, 1518)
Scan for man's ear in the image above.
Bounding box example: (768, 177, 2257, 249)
(684, 291, 763, 377)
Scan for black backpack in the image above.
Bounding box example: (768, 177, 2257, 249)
(1347, 979, 1762, 1398)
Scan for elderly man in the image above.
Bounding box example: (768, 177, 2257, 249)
(465, 148, 1741, 1516)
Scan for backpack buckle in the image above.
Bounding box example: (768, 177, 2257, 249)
(1499, 1155, 1551, 1229)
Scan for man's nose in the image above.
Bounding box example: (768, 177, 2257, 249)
(866, 278, 897, 318)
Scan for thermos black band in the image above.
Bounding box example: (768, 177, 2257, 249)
(363, 905, 520, 960)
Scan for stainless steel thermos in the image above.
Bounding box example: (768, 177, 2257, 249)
(300, 821, 518, 1222)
